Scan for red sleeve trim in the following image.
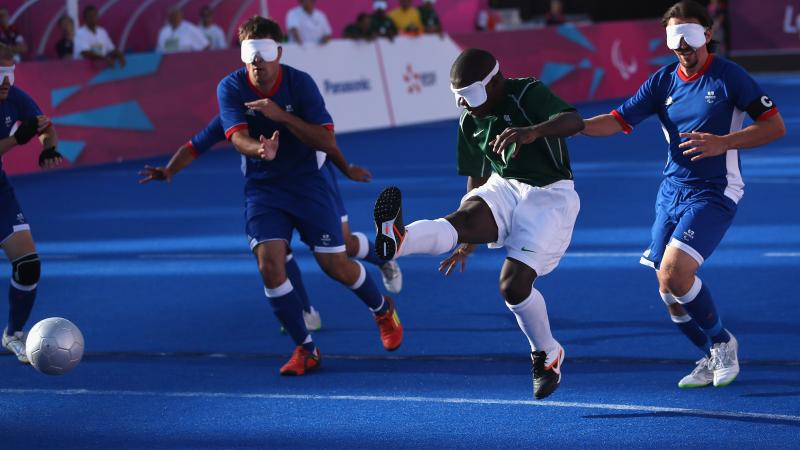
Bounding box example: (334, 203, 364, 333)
(322, 123, 334, 132)
(186, 141, 200, 158)
(756, 107, 779, 121)
(610, 109, 633, 134)
(225, 123, 249, 140)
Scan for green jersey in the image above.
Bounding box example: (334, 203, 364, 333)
(457, 78, 575, 187)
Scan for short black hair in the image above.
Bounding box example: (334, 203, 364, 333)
(450, 48, 497, 87)
(661, 0, 717, 53)
(238, 16, 284, 42)
(82, 4, 97, 17)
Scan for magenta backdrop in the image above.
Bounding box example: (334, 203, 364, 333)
(729, 1, 800, 53)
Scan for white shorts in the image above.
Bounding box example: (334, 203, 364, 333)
(460, 173, 580, 276)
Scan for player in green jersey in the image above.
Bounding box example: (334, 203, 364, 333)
(373, 48, 584, 399)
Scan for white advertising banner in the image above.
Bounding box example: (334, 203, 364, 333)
(281, 40, 391, 133)
(377, 35, 462, 127)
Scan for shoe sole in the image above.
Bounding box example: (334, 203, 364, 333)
(713, 373, 738, 387)
(678, 382, 712, 389)
(374, 187, 403, 261)
(280, 361, 321, 376)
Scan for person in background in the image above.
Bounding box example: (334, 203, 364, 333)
(389, 0, 424, 36)
(286, 0, 332, 45)
(344, 13, 376, 41)
(544, 0, 566, 26)
(370, 1, 398, 40)
(199, 5, 228, 50)
(475, 0, 500, 32)
(157, 7, 209, 53)
(419, 0, 442, 34)
(74, 5, 125, 67)
(708, 0, 728, 56)
(55, 15, 75, 59)
(0, 8, 27, 62)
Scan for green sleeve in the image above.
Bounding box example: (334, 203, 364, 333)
(456, 115, 491, 178)
(523, 81, 576, 122)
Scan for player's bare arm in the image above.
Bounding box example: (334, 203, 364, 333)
(491, 111, 584, 157)
(679, 112, 786, 161)
(230, 128, 279, 161)
(581, 114, 624, 137)
(139, 144, 197, 184)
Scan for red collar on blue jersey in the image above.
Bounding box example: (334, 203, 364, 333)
(677, 53, 715, 82)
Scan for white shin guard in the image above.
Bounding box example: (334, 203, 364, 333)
(397, 218, 458, 257)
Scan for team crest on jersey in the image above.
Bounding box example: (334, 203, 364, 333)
(504, 114, 511, 123)
(285, 104, 294, 113)
(320, 233, 331, 245)
(682, 229, 695, 241)
(15, 213, 24, 224)
(4, 116, 10, 127)
(705, 91, 716, 104)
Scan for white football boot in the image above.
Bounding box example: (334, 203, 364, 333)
(2, 327, 29, 364)
(678, 356, 713, 388)
(710, 332, 739, 387)
(379, 260, 403, 294)
(303, 306, 322, 332)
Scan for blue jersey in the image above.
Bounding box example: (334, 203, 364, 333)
(188, 115, 225, 157)
(217, 65, 333, 182)
(0, 86, 43, 186)
(613, 55, 777, 203)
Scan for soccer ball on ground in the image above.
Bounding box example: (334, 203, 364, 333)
(25, 318, 84, 375)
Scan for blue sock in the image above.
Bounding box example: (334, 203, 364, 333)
(264, 280, 315, 352)
(8, 283, 36, 334)
(349, 261, 388, 314)
(285, 254, 312, 313)
(676, 277, 730, 344)
(353, 232, 386, 267)
(671, 314, 711, 356)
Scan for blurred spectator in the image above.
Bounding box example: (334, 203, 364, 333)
(389, 0, 424, 35)
(344, 13, 375, 41)
(544, 0, 566, 26)
(418, 0, 442, 34)
(475, 0, 501, 32)
(708, 0, 728, 55)
(74, 5, 125, 67)
(0, 8, 27, 62)
(157, 7, 209, 53)
(199, 5, 227, 49)
(286, 0, 332, 45)
(370, 1, 398, 39)
(55, 15, 75, 59)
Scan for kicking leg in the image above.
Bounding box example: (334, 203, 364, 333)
(345, 221, 403, 295)
(2, 230, 38, 364)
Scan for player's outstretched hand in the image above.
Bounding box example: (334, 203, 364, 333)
(245, 99, 286, 121)
(490, 126, 539, 159)
(346, 164, 372, 182)
(38, 147, 63, 169)
(438, 244, 476, 276)
(679, 132, 728, 161)
(138, 165, 172, 184)
(258, 131, 279, 160)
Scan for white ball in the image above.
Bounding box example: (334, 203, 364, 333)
(25, 318, 84, 375)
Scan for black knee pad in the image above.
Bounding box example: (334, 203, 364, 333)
(12, 253, 40, 287)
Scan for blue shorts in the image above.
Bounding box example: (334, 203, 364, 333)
(0, 186, 29, 245)
(321, 161, 347, 222)
(244, 173, 345, 254)
(640, 178, 737, 269)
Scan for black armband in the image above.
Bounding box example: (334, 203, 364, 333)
(745, 95, 777, 121)
(13, 117, 39, 145)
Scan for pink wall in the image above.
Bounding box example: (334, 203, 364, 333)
(730, 0, 800, 53)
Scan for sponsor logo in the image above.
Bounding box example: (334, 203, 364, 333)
(504, 114, 512, 123)
(285, 104, 294, 113)
(4, 116, 10, 127)
(682, 229, 695, 241)
(473, 130, 482, 138)
(784, 5, 800, 34)
(665, 96, 674, 107)
(521, 246, 537, 253)
(403, 64, 436, 94)
(611, 39, 638, 80)
(761, 95, 774, 108)
(321, 233, 331, 245)
(705, 90, 716, 104)
(245, 109, 256, 116)
(15, 213, 24, 224)
(323, 79, 371, 95)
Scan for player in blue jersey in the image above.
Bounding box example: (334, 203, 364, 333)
(0, 43, 63, 363)
(582, 1, 786, 388)
(216, 16, 402, 375)
(139, 115, 404, 332)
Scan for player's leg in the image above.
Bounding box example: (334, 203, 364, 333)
(501, 179, 578, 400)
(284, 249, 321, 331)
(373, 184, 498, 260)
(659, 193, 738, 387)
(2, 228, 38, 364)
(249, 209, 319, 375)
(345, 220, 403, 294)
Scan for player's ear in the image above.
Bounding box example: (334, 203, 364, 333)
(276, 46, 283, 62)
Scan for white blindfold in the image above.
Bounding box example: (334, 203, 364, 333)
(451, 61, 499, 108)
(240, 39, 279, 64)
(0, 65, 14, 86)
(666, 23, 706, 50)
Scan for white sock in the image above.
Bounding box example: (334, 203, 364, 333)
(352, 232, 369, 259)
(506, 287, 557, 353)
(396, 218, 458, 257)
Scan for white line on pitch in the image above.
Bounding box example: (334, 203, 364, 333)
(0, 388, 798, 423)
(564, 252, 641, 257)
(764, 253, 800, 257)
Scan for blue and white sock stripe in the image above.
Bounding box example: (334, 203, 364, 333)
(10, 278, 36, 292)
(348, 261, 366, 290)
(352, 232, 369, 260)
(264, 279, 294, 298)
(675, 276, 703, 305)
